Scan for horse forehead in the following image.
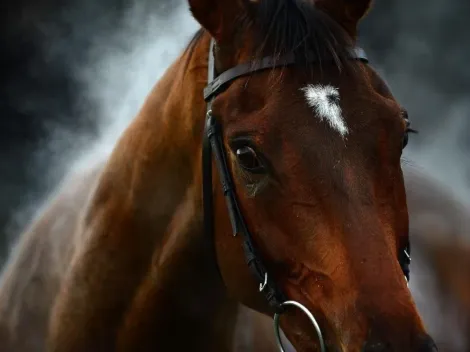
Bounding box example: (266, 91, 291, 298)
(224, 68, 394, 139)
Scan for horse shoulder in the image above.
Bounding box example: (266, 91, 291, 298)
(0, 162, 103, 352)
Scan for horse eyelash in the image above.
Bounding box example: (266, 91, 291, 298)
(404, 117, 418, 134)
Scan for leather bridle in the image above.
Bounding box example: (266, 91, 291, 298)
(202, 38, 411, 316)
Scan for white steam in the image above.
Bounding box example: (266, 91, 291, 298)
(365, 3, 470, 349)
(4, 0, 198, 244)
(41, 0, 198, 178)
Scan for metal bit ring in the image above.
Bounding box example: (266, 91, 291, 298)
(273, 300, 326, 352)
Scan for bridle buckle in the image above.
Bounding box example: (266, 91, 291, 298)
(259, 272, 268, 292)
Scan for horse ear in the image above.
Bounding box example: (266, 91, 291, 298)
(188, 1, 254, 43)
(314, 0, 373, 40)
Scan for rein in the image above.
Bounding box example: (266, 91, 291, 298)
(202, 37, 411, 351)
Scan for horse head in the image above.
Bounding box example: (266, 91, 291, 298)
(190, 0, 436, 350)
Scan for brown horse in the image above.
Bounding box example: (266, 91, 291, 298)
(45, 0, 434, 351)
(3, 0, 437, 351)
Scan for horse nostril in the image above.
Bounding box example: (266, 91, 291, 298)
(362, 341, 390, 352)
(417, 334, 438, 352)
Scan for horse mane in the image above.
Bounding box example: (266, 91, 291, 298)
(181, 28, 205, 74)
(250, 0, 354, 70)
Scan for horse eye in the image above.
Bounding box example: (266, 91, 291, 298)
(236, 146, 264, 173)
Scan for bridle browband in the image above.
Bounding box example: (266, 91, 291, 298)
(203, 46, 369, 101)
(202, 38, 411, 317)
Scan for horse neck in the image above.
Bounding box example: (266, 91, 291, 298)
(114, 31, 240, 350)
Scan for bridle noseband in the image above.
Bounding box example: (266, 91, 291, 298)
(202, 38, 411, 350)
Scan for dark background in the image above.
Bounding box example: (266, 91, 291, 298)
(0, 0, 469, 263)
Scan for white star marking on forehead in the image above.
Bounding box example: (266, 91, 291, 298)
(301, 84, 348, 137)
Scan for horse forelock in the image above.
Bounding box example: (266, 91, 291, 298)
(250, 0, 354, 70)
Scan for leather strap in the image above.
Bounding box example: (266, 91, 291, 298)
(203, 40, 217, 282)
(204, 46, 368, 102)
(400, 242, 411, 282)
(203, 39, 286, 312)
(204, 112, 286, 312)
